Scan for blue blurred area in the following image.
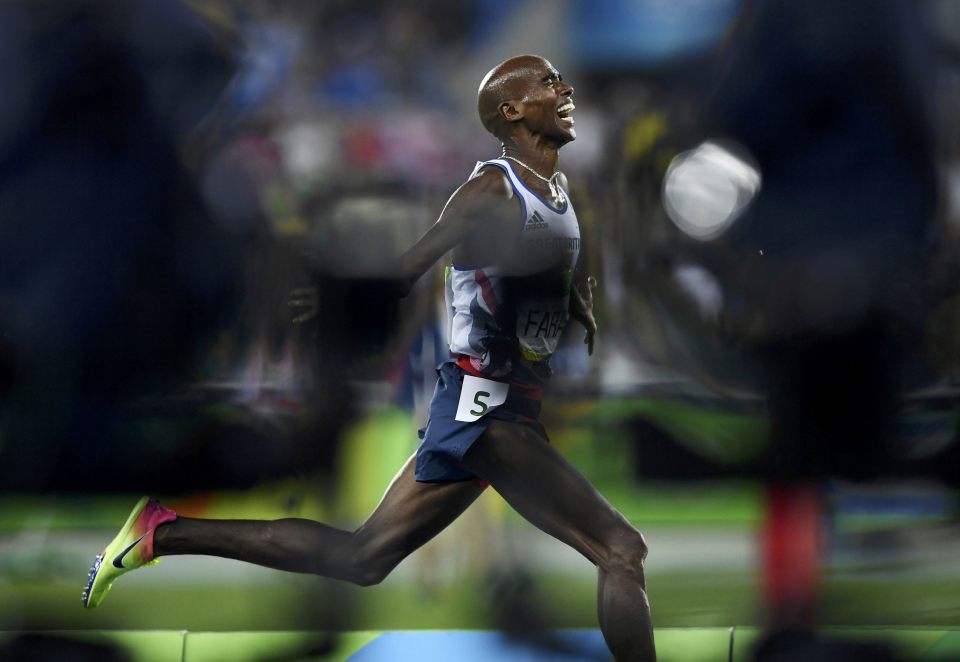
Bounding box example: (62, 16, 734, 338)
(570, 0, 741, 66)
(350, 630, 610, 662)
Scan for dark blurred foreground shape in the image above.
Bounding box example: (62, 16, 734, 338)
(717, 1, 944, 659)
(0, 0, 301, 493)
(0, 633, 130, 662)
(0, 0, 416, 495)
(751, 628, 903, 662)
(706, 0, 943, 484)
(640, 0, 952, 659)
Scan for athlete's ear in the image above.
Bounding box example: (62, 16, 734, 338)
(499, 100, 524, 123)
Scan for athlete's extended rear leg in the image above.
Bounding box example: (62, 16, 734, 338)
(460, 420, 655, 662)
(154, 454, 485, 586)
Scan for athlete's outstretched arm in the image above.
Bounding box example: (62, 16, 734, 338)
(394, 167, 516, 292)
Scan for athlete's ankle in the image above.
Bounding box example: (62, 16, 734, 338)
(151, 520, 174, 556)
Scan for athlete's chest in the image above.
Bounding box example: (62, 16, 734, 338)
(454, 200, 580, 272)
(515, 199, 581, 273)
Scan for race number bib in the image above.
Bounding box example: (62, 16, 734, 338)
(455, 375, 509, 422)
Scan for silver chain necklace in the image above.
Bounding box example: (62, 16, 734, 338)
(501, 154, 565, 204)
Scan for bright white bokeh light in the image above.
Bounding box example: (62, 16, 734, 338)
(663, 141, 761, 240)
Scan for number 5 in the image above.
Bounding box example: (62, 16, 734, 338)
(470, 390, 490, 416)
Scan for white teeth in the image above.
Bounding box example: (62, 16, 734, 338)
(557, 102, 575, 115)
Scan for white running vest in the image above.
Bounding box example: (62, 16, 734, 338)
(445, 159, 581, 377)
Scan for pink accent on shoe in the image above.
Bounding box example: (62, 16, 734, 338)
(138, 499, 177, 563)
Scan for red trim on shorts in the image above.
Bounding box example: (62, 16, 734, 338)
(456, 354, 484, 377)
(455, 355, 544, 400)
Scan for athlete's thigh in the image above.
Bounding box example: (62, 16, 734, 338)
(459, 419, 637, 566)
(353, 453, 486, 559)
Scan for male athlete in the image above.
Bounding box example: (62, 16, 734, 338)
(83, 55, 656, 662)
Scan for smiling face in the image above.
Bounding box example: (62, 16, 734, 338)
(478, 55, 576, 145)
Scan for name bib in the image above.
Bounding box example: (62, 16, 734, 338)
(455, 375, 510, 422)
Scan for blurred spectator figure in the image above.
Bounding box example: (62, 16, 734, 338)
(707, 0, 940, 352)
(0, 0, 244, 491)
(660, 0, 947, 657)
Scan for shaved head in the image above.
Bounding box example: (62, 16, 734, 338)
(477, 54, 553, 138)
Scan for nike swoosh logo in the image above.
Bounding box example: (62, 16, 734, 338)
(113, 534, 146, 569)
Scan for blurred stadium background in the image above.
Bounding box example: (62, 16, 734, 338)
(2, 0, 960, 660)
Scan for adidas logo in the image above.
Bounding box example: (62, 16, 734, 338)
(525, 211, 549, 231)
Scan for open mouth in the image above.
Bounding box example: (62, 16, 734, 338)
(557, 101, 575, 126)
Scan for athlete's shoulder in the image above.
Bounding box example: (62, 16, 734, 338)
(450, 163, 515, 213)
(465, 162, 514, 198)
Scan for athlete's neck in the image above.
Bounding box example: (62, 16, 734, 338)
(500, 144, 559, 180)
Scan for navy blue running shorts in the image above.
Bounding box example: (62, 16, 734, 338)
(414, 361, 545, 483)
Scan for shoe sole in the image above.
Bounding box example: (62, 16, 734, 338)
(82, 495, 150, 609)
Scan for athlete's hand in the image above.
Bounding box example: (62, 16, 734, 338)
(288, 286, 319, 324)
(571, 276, 598, 355)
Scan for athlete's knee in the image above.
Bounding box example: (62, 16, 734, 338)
(349, 561, 391, 587)
(601, 527, 649, 585)
(345, 542, 397, 587)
